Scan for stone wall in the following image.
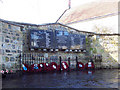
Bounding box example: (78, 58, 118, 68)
(0, 21, 23, 71)
(90, 35, 119, 68)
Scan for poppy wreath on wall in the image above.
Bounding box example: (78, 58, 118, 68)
(61, 61, 69, 71)
(77, 62, 85, 70)
(22, 64, 30, 72)
(50, 62, 58, 71)
(85, 62, 95, 69)
(38, 63, 45, 72)
(30, 64, 39, 72)
(44, 63, 51, 71)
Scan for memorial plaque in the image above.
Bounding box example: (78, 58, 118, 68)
(70, 33, 81, 49)
(30, 29, 54, 49)
(30, 29, 86, 50)
(55, 30, 70, 49)
(46, 30, 54, 49)
(70, 33, 86, 49)
(30, 30, 46, 48)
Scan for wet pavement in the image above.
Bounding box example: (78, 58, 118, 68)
(2, 69, 120, 89)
